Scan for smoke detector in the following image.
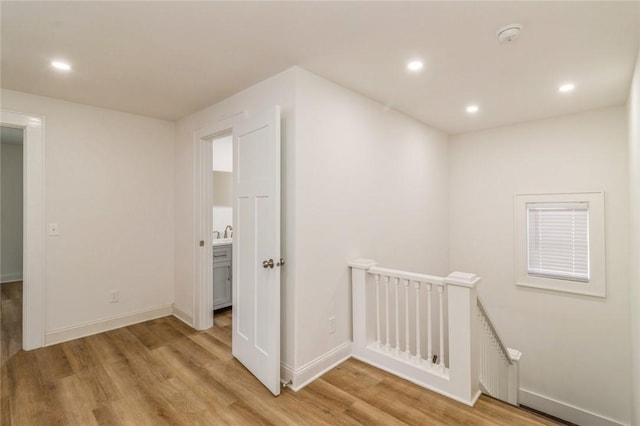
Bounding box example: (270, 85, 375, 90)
(496, 24, 522, 43)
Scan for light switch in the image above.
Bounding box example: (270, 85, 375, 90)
(48, 223, 60, 236)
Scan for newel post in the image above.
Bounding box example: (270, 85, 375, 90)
(445, 272, 481, 405)
(507, 348, 522, 405)
(348, 258, 377, 357)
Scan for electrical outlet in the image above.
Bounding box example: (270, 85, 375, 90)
(109, 289, 119, 303)
(329, 316, 336, 334)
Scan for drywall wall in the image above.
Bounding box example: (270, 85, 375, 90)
(1, 138, 23, 282)
(0, 90, 175, 338)
(212, 135, 232, 172)
(449, 107, 631, 424)
(628, 47, 640, 426)
(174, 66, 450, 380)
(212, 172, 232, 207)
(174, 68, 297, 366)
(293, 69, 450, 369)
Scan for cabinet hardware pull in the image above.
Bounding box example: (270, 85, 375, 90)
(262, 259, 275, 269)
(276, 258, 285, 267)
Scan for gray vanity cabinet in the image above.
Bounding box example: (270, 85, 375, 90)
(212, 244, 232, 310)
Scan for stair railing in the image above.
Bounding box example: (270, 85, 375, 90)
(349, 258, 521, 407)
(349, 258, 482, 406)
(477, 297, 521, 405)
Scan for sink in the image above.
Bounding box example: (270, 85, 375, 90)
(213, 238, 232, 246)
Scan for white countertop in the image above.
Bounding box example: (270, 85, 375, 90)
(213, 238, 232, 246)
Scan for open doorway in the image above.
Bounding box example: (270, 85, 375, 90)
(212, 134, 233, 315)
(1, 126, 24, 358)
(193, 115, 238, 331)
(1, 110, 45, 351)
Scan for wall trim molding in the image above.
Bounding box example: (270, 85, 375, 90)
(45, 304, 173, 346)
(1, 273, 23, 283)
(172, 303, 193, 327)
(280, 341, 352, 391)
(519, 388, 626, 426)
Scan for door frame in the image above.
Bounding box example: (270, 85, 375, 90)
(0, 109, 45, 350)
(193, 114, 241, 330)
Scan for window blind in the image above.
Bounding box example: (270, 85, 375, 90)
(526, 202, 590, 282)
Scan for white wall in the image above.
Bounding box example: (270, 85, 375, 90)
(0, 90, 175, 339)
(174, 67, 450, 381)
(293, 69, 450, 369)
(212, 135, 232, 172)
(628, 47, 640, 426)
(450, 107, 631, 424)
(174, 68, 297, 365)
(1, 140, 23, 282)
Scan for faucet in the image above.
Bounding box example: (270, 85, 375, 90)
(213, 231, 221, 239)
(224, 225, 233, 239)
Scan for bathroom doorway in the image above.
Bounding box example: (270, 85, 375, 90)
(211, 134, 233, 313)
(193, 115, 238, 331)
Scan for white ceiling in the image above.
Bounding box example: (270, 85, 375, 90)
(1, 1, 639, 134)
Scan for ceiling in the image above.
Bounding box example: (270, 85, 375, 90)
(1, 1, 639, 135)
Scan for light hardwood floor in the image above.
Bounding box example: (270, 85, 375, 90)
(1, 282, 563, 425)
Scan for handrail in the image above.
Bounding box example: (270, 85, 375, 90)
(477, 297, 513, 365)
(367, 266, 445, 285)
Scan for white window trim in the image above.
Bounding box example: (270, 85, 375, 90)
(514, 192, 606, 298)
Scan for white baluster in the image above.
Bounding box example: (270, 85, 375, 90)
(394, 277, 400, 356)
(500, 352, 505, 398)
(500, 351, 507, 400)
(438, 285, 445, 372)
(385, 275, 390, 352)
(374, 274, 381, 349)
(479, 316, 484, 384)
(426, 283, 433, 366)
(483, 318, 488, 385)
(491, 335, 498, 392)
(484, 318, 493, 383)
(489, 334, 494, 393)
(414, 281, 422, 364)
(404, 279, 410, 359)
(498, 350, 502, 398)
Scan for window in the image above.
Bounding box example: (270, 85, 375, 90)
(527, 202, 589, 282)
(515, 192, 605, 297)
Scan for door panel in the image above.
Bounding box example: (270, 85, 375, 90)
(232, 106, 281, 396)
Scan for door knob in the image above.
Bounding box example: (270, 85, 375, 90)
(276, 258, 285, 267)
(262, 259, 274, 269)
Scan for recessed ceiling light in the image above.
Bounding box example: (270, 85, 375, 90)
(407, 60, 424, 72)
(558, 83, 575, 93)
(466, 105, 479, 114)
(51, 60, 71, 71)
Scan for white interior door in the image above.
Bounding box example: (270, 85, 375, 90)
(232, 105, 281, 396)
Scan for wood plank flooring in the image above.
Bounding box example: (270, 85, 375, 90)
(1, 282, 563, 425)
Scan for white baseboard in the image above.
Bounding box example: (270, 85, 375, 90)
(172, 304, 193, 327)
(280, 341, 352, 392)
(45, 304, 173, 346)
(1, 272, 23, 283)
(519, 388, 627, 426)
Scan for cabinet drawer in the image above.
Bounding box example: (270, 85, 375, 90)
(213, 246, 231, 263)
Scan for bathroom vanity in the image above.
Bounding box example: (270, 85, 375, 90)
(212, 240, 232, 310)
